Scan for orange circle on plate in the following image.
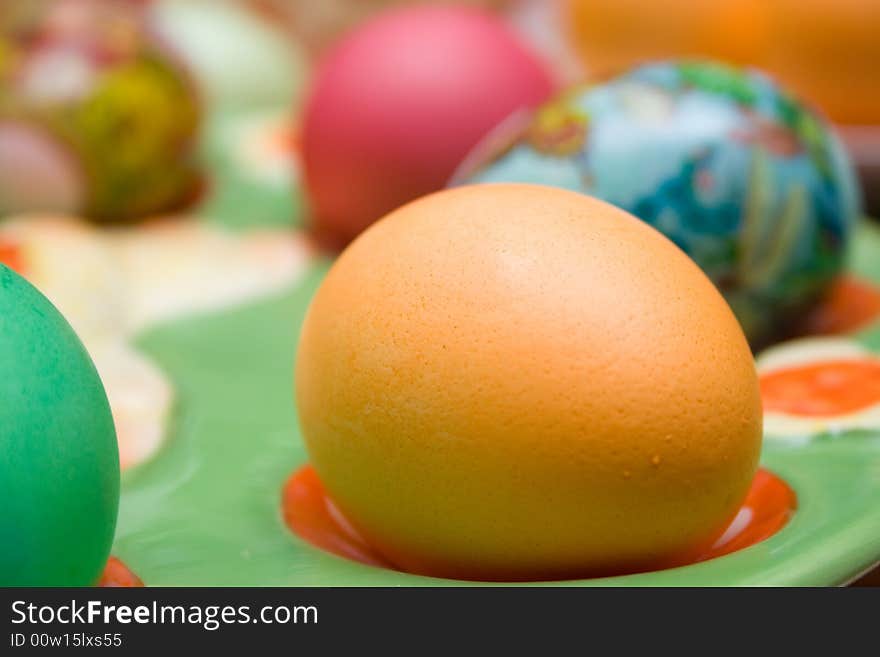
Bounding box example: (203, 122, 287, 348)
(97, 557, 144, 588)
(0, 240, 23, 274)
(760, 360, 880, 417)
(282, 465, 795, 580)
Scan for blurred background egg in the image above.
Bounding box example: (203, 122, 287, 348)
(0, 264, 119, 586)
(296, 184, 762, 581)
(148, 0, 308, 113)
(565, 0, 879, 126)
(757, 0, 879, 128)
(459, 61, 861, 347)
(0, 0, 201, 223)
(567, 0, 764, 78)
(301, 4, 554, 247)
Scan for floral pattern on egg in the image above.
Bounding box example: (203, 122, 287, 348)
(458, 61, 861, 346)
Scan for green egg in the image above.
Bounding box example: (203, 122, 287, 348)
(0, 264, 119, 586)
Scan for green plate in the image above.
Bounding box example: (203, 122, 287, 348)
(111, 113, 880, 585)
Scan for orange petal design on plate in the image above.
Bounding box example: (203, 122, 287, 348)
(799, 276, 880, 336)
(282, 465, 795, 579)
(760, 359, 880, 417)
(97, 557, 144, 587)
(0, 240, 23, 273)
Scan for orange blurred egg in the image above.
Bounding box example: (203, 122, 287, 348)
(761, 0, 880, 125)
(566, 0, 880, 124)
(567, 0, 765, 77)
(295, 184, 762, 581)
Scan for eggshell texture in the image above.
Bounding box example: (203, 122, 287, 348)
(296, 184, 763, 581)
(0, 265, 119, 586)
(301, 6, 553, 247)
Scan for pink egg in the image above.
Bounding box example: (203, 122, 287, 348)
(302, 5, 554, 246)
(0, 121, 85, 216)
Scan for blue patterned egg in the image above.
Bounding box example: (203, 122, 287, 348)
(457, 61, 861, 346)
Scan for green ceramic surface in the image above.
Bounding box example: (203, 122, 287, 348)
(111, 220, 880, 586)
(0, 265, 119, 586)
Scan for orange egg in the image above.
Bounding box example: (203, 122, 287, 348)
(295, 184, 762, 581)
